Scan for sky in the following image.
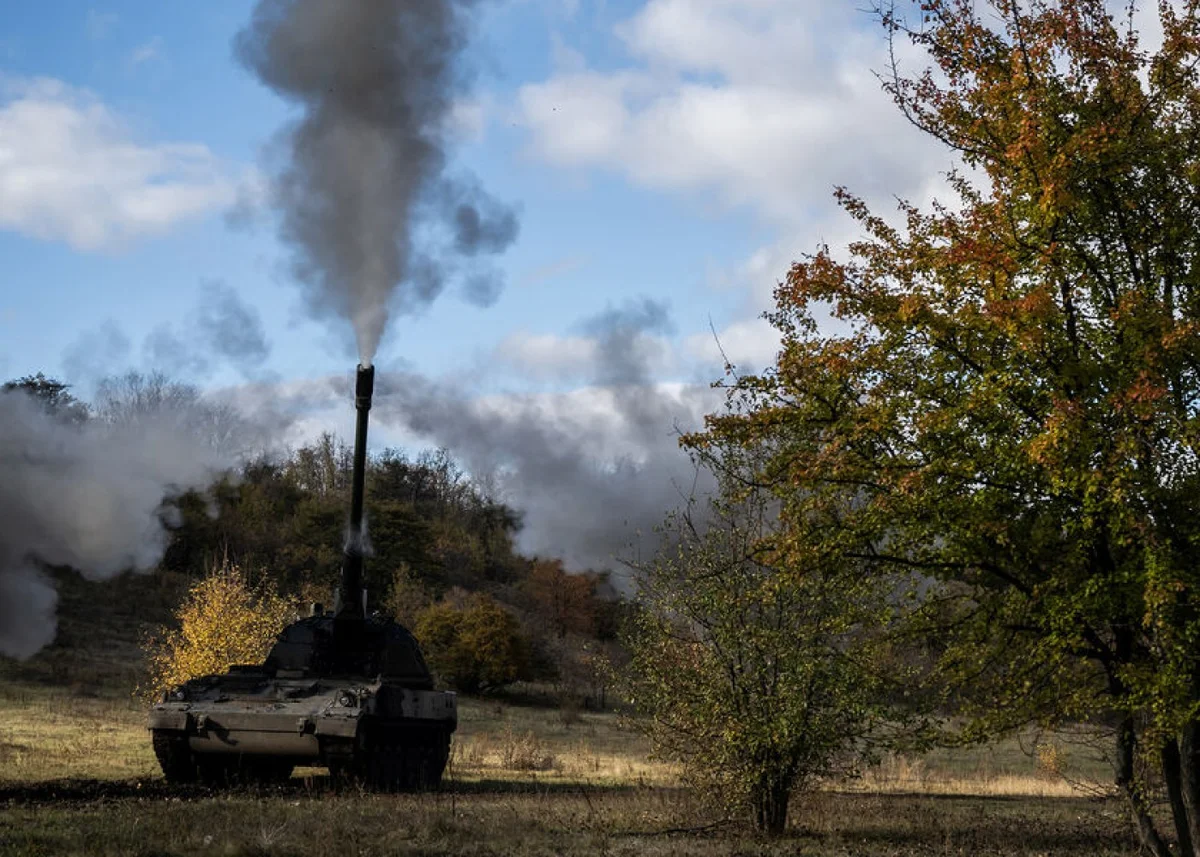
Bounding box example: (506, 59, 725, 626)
(0, 0, 972, 569)
(0, 0, 959, 389)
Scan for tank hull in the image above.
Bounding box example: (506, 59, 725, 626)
(149, 673, 456, 788)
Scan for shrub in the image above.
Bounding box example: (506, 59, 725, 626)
(414, 593, 531, 694)
(140, 561, 293, 700)
(384, 562, 433, 628)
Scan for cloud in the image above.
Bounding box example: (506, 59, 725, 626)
(495, 332, 600, 380)
(129, 36, 164, 67)
(0, 77, 238, 250)
(517, 0, 950, 230)
(685, 316, 780, 375)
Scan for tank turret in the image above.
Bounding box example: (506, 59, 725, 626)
(148, 364, 456, 790)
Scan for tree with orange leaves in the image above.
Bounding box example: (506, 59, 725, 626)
(691, 2, 1200, 852)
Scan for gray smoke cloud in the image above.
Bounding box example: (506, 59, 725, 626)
(236, 0, 518, 366)
(65, 284, 272, 387)
(0, 384, 245, 659)
(197, 281, 271, 371)
(372, 300, 721, 573)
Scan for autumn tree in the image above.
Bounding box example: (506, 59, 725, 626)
(693, 2, 1200, 852)
(414, 593, 533, 694)
(525, 559, 598, 639)
(141, 561, 293, 700)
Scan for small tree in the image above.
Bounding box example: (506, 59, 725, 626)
(141, 561, 293, 699)
(624, 477, 888, 835)
(414, 593, 532, 694)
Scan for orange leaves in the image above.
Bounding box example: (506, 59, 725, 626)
(1110, 371, 1168, 419)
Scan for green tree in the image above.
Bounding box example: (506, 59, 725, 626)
(624, 471, 889, 835)
(694, 2, 1200, 852)
(3, 373, 88, 423)
(414, 593, 532, 694)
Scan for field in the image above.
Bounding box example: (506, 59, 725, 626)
(0, 679, 1142, 856)
(0, 574, 1142, 855)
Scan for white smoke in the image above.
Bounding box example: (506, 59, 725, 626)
(0, 385, 246, 659)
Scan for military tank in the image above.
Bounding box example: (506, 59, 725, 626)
(148, 365, 457, 790)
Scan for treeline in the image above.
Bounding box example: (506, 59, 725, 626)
(164, 437, 624, 705)
(3, 371, 624, 707)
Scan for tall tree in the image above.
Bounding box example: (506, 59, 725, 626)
(692, 2, 1200, 852)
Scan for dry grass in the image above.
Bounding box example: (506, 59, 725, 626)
(0, 685, 157, 783)
(0, 682, 1113, 800)
(0, 778, 1139, 856)
(0, 681, 1141, 856)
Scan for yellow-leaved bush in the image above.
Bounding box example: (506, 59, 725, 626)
(141, 562, 294, 700)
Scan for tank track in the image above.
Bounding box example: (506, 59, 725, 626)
(152, 731, 198, 784)
(354, 722, 451, 792)
(151, 730, 294, 786)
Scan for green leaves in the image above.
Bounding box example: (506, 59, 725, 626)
(691, 0, 1200, 844)
(623, 478, 892, 834)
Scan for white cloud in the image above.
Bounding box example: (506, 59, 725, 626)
(685, 316, 780, 375)
(129, 36, 164, 67)
(495, 331, 600, 380)
(0, 77, 237, 250)
(517, 0, 950, 230)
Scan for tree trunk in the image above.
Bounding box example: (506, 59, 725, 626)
(1177, 722, 1200, 857)
(1115, 715, 1171, 857)
(1161, 738, 1194, 856)
(751, 772, 792, 836)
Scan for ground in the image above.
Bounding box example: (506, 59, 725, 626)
(0, 572, 1143, 855)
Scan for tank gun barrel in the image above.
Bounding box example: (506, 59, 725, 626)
(337, 363, 374, 619)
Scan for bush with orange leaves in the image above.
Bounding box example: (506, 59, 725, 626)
(140, 561, 294, 700)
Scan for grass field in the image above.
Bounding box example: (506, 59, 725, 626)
(0, 678, 1141, 856)
(0, 573, 1143, 855)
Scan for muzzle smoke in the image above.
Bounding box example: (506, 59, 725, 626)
(236, 0, 518, 366)
(374, 301, 722, 573)
(0, 383, 245, 659)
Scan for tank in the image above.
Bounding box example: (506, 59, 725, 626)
(148, 364, 457, 790)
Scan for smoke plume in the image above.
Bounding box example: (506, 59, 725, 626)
(0, 378, 275, 659)
(235, 0, 518, 366)
(373, 300, 721, 573)
(196, 281, 271, 371)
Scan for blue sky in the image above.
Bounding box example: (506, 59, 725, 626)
(0, 1, 957, 435)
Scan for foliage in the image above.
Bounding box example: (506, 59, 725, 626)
(140, 561, 294, 700)
(524, 559, 598, 639)
(2, 373, 88, 423)
(623, 475, 889, 835)
(384, 562, 434, 628)
(414, 592, 533, 694)
(690, 1, 1200, 852)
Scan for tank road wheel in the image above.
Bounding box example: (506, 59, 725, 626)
(195, 755, 236, 787)
(361, 730, 405, 793)
(243, 758, 294, 784)
(357, 725, 452, 792)
(152, 730, 198, 784)
(420, 727, 451, 789)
